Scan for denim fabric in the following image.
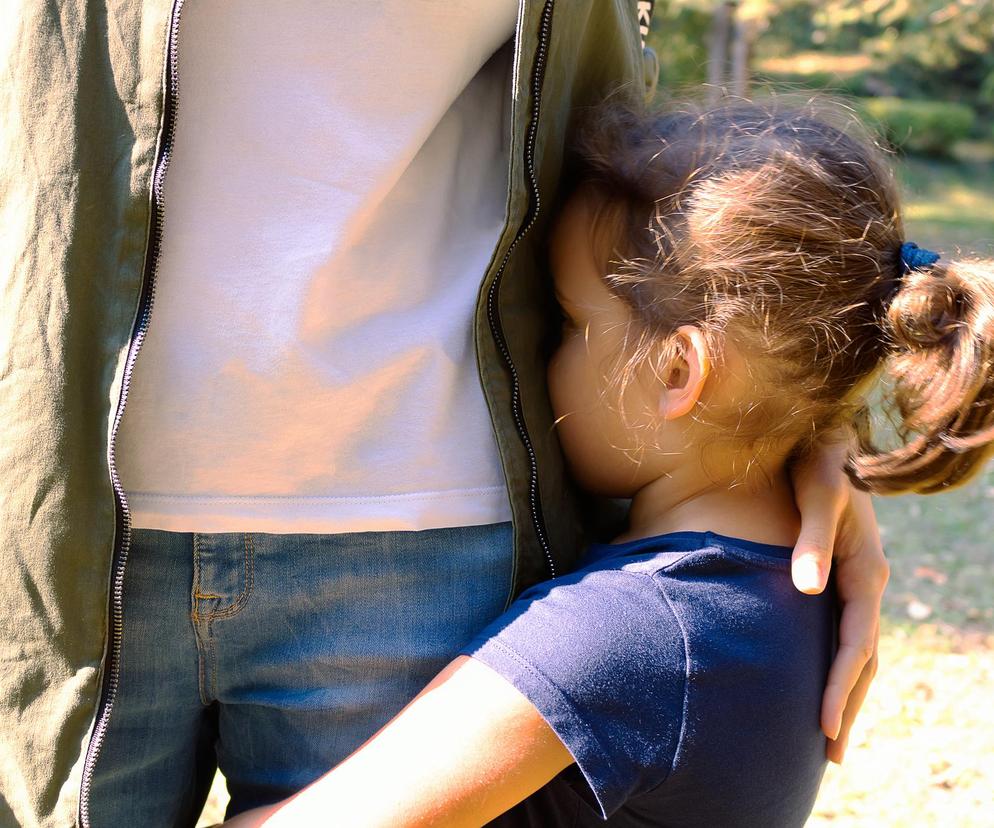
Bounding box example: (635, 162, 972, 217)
(87, 523, 514, 827)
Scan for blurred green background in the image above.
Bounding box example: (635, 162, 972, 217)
(642, 1, 993, 825)
(200, 2, 994, 825)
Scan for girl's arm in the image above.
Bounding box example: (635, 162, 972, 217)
(223, 655, 573, 828)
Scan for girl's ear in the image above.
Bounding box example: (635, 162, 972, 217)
(658, 325, 711, 421)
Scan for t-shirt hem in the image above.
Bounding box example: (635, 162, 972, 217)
(126, 485, 513, 533)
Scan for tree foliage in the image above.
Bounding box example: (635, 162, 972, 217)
(647, 0, 994, 120)
(812, 0, 994, 109)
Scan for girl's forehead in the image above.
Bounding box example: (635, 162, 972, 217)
(550, 191, 601, 277)
(550, 194, 620, 310)
(550, 190, 590, 244)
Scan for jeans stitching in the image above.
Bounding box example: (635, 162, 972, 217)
(209, 634, 219, 701)
(192, 534, 255, 703)
(209, 532, 255, 620)
(191, 533, 212, 705)
(194, 635, 211, 706)
(191, 532, 202, 624)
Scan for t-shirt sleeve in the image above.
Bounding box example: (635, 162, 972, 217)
(457, 566, 688, 819)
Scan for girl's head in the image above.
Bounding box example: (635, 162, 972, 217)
(548, 96, 994, 497)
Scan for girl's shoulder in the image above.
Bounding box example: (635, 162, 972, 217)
(459, 530, 834, 822)
(490, 530, 812, 642)
(579, 529, 796, 575)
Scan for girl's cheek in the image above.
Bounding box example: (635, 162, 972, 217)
(547, 341, 577, 413)
(548, 348, 614, 490)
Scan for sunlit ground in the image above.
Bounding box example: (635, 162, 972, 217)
(756, 51, 875, 77)
(811, 626, 994, 827)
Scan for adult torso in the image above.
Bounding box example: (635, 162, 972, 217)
(117, 0, 518, 533)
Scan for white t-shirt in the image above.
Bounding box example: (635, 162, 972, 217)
(117, 0, 518, 533)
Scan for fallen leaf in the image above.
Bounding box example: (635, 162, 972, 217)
(913, 565, 948, 585)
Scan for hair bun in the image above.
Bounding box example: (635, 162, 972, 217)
(887, 265, 969, 351)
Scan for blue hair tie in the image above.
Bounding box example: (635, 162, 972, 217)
(899, 241, 940, 274)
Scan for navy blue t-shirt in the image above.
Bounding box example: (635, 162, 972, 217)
(458, 531, 836, 827)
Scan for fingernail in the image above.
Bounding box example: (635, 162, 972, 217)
(826, 735, 846, 764)
(793, 556, 822, 593)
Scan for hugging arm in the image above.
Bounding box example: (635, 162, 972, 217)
(789, 433, 889, 763)
(221, 656, 572, 828)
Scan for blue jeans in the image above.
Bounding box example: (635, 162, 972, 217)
(88, 523, 514, 827)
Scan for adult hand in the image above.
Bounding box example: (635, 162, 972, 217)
(790, 434, 889, 764)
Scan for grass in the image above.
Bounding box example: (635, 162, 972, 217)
(876, 467, 994, 632)
(196, 154, 994, 827)
(897, 155, 994, 257)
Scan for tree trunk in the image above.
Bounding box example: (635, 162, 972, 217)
(707, 2, 735, 103)
(731, 13, 755, 98)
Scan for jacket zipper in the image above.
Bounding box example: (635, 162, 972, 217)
(78, 0, 187, 824)
(78, 0, 554, 820)
(486, 0, 557, 581)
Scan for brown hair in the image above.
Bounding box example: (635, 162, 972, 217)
(565, 94, 994, 495)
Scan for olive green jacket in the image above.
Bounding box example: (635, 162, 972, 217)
(0, 2, 656, 825)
